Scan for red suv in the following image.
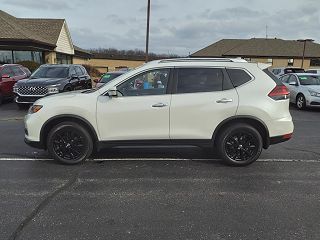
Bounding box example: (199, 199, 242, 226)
(0, 64, 31, 105)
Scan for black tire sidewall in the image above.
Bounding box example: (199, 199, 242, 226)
(47, 122, 93, 164)
(217, 124, 263, 166)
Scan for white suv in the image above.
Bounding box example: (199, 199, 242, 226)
(24, 58, 294, 166)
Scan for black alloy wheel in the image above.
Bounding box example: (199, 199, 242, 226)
(47, 122, 93, 164)
(216, 123, 262, 166)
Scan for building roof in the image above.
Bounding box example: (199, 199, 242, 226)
(0, 10, 64, 47)
(192, 38, 320, 58)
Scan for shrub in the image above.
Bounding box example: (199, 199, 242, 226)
(16, 61, 40, 73)
(82, 64, 101, 78)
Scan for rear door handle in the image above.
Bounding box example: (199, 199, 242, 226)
(216, 98, 233, 103)
(152, 103, 168, 108)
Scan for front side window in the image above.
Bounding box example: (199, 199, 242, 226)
(75, 66, 83, 76)
(11, 66, 25, 76)
(176, 68, 223, 94)
(100, 73, 122, 83)
(118, 69, 170, 96)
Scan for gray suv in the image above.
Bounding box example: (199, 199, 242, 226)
(13, 64, 91, 108)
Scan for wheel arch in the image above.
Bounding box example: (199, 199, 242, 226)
(212, 116, 270, 149)
(40, 114, 99, 149)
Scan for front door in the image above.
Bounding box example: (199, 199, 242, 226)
(0, 66, 15, 97)
(96, 68, 172, 141)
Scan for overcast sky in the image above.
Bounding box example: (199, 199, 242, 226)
(2, 0, 320, 55)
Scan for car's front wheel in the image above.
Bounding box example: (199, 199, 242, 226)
(47, 122, 93, 164)
(216, 123, 263, 166)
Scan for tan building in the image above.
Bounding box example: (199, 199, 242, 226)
(0, 10, 90, 65)
(73, 54, 145, 73)
(191, 38, 320, 69)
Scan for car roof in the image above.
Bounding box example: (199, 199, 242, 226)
(294, 73, 320, 76)
(40, 64, 83, 68)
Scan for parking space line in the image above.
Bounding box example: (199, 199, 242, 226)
(0, 158, 319, 162)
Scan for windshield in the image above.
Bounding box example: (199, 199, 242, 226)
(100, 73, 122, 83)
(30, 67, 69, 79)
(298, 75, 320, 85)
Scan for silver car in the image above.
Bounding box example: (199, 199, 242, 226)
(280, 73, 320, 110)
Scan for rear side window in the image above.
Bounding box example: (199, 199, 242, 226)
(75, 66, 83, 76)
(226, 68, 252, 87)
(12, 66, 25, 76)
(176, 68, 223, 94)
(80, 66, 88, 75)
(263, 69, 284, 86)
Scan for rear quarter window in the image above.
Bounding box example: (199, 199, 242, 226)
(226, 68, 252, 87)
(263, 69, 284, 86)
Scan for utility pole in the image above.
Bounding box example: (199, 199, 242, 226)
(145, 0, 151, 62)
(297, 39, 314, 68)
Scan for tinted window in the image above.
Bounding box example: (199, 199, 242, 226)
(100, 73, 122, 83)
(69, 67, 76, 76)
(177, 68, 223, 94)
(298, 75, 320, 85)
(1, 67, 13, 76)
(227, 69, 252, 87)
(12, 66, 25, 76)
(75, 66, 83, 76)
(80, 66, 87, 75)
(118, 69, 169, 96)
(280, 75, 290, 83)
(30, 67, 69, 79)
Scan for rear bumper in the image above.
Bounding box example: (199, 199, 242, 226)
(269, 133, 293, 145)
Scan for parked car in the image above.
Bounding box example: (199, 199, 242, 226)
(279, 73, 320, 109)
(24, 58, 294, 166)
(270, 67, 305, 78)
(0, 64, 30, 105)
(306, 69, 320, 74)
(95, 70, 127, 88)
(13, 64, 91, 108)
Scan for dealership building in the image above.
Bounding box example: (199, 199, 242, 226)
(0, 10, 90, 65)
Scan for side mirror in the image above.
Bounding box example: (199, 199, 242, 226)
(289, 81, 297, 86)
(1, 74, 10, 79)
(108, 86, 118, 97)
(70, 74, 78, 79)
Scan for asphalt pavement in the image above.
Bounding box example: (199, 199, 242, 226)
(0, 101, 320, 240)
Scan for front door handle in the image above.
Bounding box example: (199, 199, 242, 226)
(152, 103, 168, 108)
(216, 98, 233, 103)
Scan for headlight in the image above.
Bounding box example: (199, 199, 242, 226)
(309, 90, 320, 97)
(47, 84, 61, 94)
(28, 105, 43, 114)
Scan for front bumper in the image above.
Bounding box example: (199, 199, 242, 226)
(306, 96, 320, 107)
(24, 137, 44, 149)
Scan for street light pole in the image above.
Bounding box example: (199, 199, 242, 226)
(297, 39, 314, 68)
(145, 0, 151, 63)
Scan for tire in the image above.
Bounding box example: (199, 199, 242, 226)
(296, 94, 306, 110)
(216, 123, 263, 166)
(64, 85, 72, 92)
(47, 122, 93, 164)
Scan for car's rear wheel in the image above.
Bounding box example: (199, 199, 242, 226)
(47, 122, 93, 164)
(296, 94, 306, 110)
(216, 123, 262, 166)
(64, 85, 72, 92)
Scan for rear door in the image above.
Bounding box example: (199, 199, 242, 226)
(170, 67, 238, 140)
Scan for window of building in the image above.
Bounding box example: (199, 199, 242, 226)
(0, 51, 13, 64)
(176, 68, 223, 94)
(288, 59, 294, 66)
(13, 51, 43, 64)
(267, 58, 273, 64)
(310, 58, 320, 67)
(56, 53, 72, 64)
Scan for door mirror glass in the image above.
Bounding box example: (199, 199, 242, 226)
(1, 74, 10, 78)
(70, 74, 77, 79)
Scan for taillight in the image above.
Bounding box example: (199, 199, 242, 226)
(268, 85, 290, 100)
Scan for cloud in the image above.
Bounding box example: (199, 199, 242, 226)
(4, 0, 71, 10)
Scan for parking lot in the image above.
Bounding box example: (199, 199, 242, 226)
(1, 101, 320, 240)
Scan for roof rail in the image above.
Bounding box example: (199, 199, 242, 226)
(158, 58, 247, 63)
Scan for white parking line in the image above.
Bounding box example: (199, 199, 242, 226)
(0, 158, 318, 162)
